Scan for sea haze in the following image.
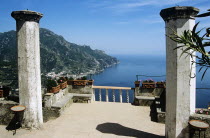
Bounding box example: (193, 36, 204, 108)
(92, 54, 210, 108)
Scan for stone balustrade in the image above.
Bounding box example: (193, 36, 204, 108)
(92, 86, 132, 103)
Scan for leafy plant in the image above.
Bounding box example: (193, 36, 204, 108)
(143, 79, 154, 83)
(57, 77, 66, 83)
(169, 22, 210, 80)
(81, 76, 87, 80)
(195, 109, 210, 115)
(68, 77, 74, 80)
(46, 79, 57, 89)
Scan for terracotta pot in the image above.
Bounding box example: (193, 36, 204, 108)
(142, 82, 155, 89)
(0, 90, 3, 98)
(88, 80, 94, 85)
(59, 81, 67, 89)
(49, 85, 60, 93)
(73, 80, 88, 86)
(67, 80, 74, 85)
(134, 81, 140, 87)
(156, 82, 166, 88)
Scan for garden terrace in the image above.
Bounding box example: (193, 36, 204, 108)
(0, 102, 165, 138)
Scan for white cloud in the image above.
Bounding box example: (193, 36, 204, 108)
(110, 1, 156, 9)
(115, 21, 131, 25)
(85, 0, 209, 14)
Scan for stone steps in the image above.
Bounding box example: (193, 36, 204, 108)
(51, 93, 74, 116)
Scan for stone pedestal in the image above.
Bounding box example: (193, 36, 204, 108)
(11, 10, 43, 129)
(160, 6, 199, 138)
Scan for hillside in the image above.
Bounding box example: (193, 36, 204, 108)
(0, 28, 118, 87)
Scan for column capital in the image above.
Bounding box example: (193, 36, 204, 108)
(160, 6, 199, 22)
(11, 10, 43, 22)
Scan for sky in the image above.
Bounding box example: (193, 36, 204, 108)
(0, 0, 210, 55)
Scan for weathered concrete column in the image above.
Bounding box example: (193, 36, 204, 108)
(11, 10, 43, 129)
(160, 7, 199, 138)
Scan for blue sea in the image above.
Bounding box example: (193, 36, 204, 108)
(92, 55, 210, 108)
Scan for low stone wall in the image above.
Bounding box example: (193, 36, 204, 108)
(43, 97, 73, 123)
(190, 114, 210, 137)
(43, 108, 59, 122)
(43, 86, 74, 122)
(44, 87, 68, 108)
(68, 85, 93, 94)
(0, 99, 18, 125)
(135, 87, 165, 97)
(68, 85, 93, 103)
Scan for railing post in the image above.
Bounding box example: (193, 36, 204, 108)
(92, 89, 95, 102)
(106, 89, 109, 102)
(112, 89, 115, 102)
(99, 89, 102, 102)
(126, 90, 129, 103)
(119, 89, 122, 103)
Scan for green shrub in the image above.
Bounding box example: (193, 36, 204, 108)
(81, 76, 87, 80)
(68, 77, 74, 80)
(57, 77, 66, 83)
(46, 79, 57, 89)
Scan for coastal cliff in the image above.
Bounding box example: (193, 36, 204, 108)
(0, 28, 119, 87)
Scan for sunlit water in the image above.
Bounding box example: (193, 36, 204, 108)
(92, 55, 210, 108)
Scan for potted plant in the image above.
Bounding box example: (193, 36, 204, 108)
(195, 109, 210, 115)
(73, 76, 88, 86)
(156, 81, 166, 88)
(88, 79, 94, 85)
(88, 74, 94, 85)
(67, 77, 74, 85)
(57, 77, 67, 89)
(134, 81, 140, 87)
(142, 79, 155, 89)
(81, 76, 87, 80)
(46, 79, 60, 93)
(135, 75, 142, 87)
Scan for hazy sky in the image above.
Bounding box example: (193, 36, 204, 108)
(0, 0, 210, 55)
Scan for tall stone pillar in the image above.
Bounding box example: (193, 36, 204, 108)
(11, 10, 43, 129)
(160, 7, 199, 138)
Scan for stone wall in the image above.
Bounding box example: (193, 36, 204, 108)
(43, 86, 74, 122)
(43, 98, 73, 123)
(0, 99, 18, 125)
(0, 85, 92, 125)
(68, 85, 93, 94)
(134, 88, 165, 106)
(44, 87, 69, 108)
(135, 88, 165, 97)
(0, 86, 74, 125)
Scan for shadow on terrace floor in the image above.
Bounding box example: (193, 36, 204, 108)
(96, 122, 165, 138)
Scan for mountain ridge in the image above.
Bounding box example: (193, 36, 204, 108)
(0, 28, 119, 87)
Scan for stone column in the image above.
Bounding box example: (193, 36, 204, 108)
(160, 7, 199, 138)
(11, 10, 43, 129)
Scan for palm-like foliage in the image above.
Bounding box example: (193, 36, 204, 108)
(169, 22, 210, 80)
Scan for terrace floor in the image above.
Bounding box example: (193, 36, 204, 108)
(0, 102, 165, 138)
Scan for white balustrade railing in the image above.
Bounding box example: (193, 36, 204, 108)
(92, 86, 132, 103)
(112, 89, 115, 102)
(99, 89, 102, 101)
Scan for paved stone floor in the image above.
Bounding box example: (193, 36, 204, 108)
(0, 102, 165, 138)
